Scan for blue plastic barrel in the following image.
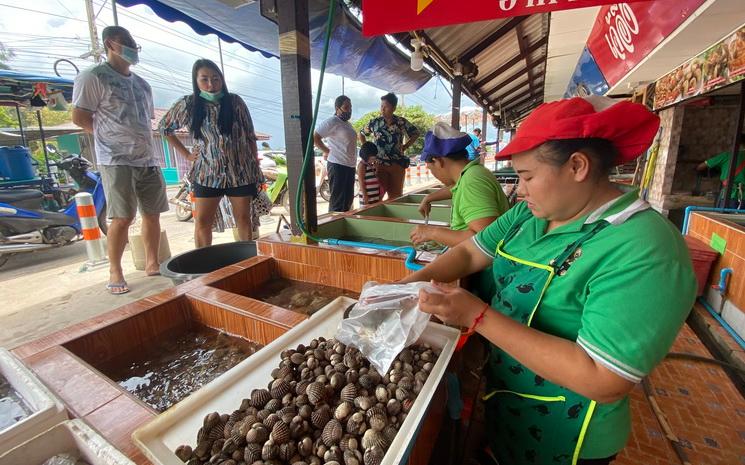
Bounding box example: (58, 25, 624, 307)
(0, 146, 36, 182)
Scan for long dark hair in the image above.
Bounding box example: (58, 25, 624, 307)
(189, 59, 234, 140)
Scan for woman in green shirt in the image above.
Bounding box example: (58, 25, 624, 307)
(402, 97, 696, 465)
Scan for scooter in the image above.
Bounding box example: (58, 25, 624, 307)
(0, 149, 107, 268)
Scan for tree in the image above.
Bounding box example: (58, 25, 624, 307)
(352, 104, 436, 156)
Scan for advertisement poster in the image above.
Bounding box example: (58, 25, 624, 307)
(654, 25, 745, 109)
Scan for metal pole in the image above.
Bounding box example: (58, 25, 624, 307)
(481, 108, 488, 138)
(36, 110, 51, 176)
(112, 0, 119, 26)
(15, 105, 26, 146)
(723, 80, 745, 205)
(341, 76, 345, 95)
(217, 38, 226, 76)
(276, 0, 316, 233)
(84, 0, 102, 63)
(451, 76, 462, 130)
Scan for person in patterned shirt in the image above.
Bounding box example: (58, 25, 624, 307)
(159, 59, 263, 247)
(358, 93, 420, 199)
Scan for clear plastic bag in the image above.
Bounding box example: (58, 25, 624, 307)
(336, 281, 433, 374)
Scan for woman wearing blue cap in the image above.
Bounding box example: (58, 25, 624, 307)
(411, 123, 509, 248)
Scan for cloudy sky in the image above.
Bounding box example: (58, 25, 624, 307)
(0, 1, 488, 146)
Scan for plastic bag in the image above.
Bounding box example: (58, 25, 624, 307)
(336, 281, 433, 374)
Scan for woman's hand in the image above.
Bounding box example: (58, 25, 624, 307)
(419, 281, 486, 327)
(418, 196, 432, 218)
(410, 225, 434, 244)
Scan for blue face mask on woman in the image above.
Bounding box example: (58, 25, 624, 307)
(200, 90, 224, 102)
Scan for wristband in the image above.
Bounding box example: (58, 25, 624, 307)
(455, 302, 490, 351)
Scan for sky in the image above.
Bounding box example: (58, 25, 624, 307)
(0, 0, 491, 147)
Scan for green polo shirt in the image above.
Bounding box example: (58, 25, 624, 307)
(705, 149, 745, 198)
(450, 159, 509, 231)
(473, 188, 696, 458)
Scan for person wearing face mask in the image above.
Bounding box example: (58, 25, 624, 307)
(400, 97, 696, 465)
(72, 25, 168, 295)
(159, 59, 263, 247)
(313, 95, 358, 212)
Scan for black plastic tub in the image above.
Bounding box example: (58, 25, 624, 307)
(160, 241, 257, 286)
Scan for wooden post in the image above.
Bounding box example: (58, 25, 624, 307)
(481, 108, 487, 138)
(723, 80, 745, 206)
(451, 76, 462, 130)
(274, 0, 317, 233)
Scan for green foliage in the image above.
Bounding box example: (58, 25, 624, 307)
(352, 104, 435, 156)
(0, 106, 73, 129)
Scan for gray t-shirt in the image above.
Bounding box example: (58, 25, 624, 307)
(72, 63, 156, 166)
(315, 115, 357, 168)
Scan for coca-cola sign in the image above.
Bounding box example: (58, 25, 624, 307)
(587, 0, 707, 86)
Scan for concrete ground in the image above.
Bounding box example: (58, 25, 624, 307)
(0, 179, 434, 350)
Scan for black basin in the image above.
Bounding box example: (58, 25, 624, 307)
(160, 241, 257, 285)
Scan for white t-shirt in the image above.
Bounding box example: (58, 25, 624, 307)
(72, 63, 156, 166)
(315, 115, 357, 168)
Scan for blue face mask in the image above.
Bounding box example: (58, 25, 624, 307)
(119, 44, 140, 65)
(200, 90, 224, 102)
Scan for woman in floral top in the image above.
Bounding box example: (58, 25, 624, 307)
(359, 93, 420, 199)
(159, 59, 262, 247)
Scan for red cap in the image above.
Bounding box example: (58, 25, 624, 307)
(497, 96, 660, 165)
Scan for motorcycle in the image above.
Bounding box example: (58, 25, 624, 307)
(170, 174, 193, 222)
(0, 148, 107, 268)
(315, 156, 360, 203)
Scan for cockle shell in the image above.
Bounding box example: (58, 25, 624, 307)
(278, 441, 296, 461)
(382, 425, 398, 444)
(262, 441, 278, 460)
(363, 445, 385, 465)
(298, 436, 313, 456)
(324, 445, 343, 463)
(290, 352, 305, 365)
(335, 401, 354, 421)
(221, 437, 239, 454)
(322, 419, 343, 446)
(271, 421, 291, 444)
(330, 372, 346, 390)
(339, 435, 358, 452)
(340, 384, 357, 403)
(397, 377, 414, 392)
(251, 389, 272, 408)
(243, 443, 262, 463)
(271, 379, 292, 399)
(374, 386, 389, 403)
(211, 438, 225, 456)
(386, 399, 401, 416)
(310, 405, 331, 429)
(265, 398, 282, 412)
(361, 430, 389, 450)
(368, 411, 386, 432)
(395, 388, 410, 402)
(306, 382, 326, 405)
(358, 374, 375, 390)
(246, 424, 269, 444)
(264, 413, 280, 429)
(175, 444, 192, 462)
(353, 396, 372, 411)
(299, 404, 312, 420)
(402, 398, 414, 413)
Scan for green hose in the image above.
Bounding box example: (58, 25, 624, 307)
(294, 0, 336, 243)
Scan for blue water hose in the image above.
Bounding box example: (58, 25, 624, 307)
(697, 297, 745, 350)
(292, 1, 423, 271)
(681, 205, 745, 234)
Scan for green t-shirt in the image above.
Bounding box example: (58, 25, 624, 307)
(450, 159, 509, 231)
(473, 188, 696, 458)
(705, 149, 745, 198)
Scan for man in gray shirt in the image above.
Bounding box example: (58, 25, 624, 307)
(72, 25, 168, 295)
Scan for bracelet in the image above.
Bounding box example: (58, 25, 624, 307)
(456, 302, 490, 351)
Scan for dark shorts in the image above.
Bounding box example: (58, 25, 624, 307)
(193, 183, 258, 198)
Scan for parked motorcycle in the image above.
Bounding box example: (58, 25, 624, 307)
(315, 156, 360, 203)
(0, 149, 107, 268)
(170, 174, 193, 222)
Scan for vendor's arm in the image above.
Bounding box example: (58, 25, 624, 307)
(419, 284, 634, 403)
(401, 239, 493, 284)
(418, 187, 452, 217)
(697, 152, 727, 172)
(411, 216, 496, 248)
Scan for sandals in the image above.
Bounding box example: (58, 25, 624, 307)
(106, 281, 130, 295)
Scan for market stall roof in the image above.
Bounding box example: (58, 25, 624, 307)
(116, 0, 431, 94)
(388, 13, 550, 125)
(0, 70, 74, 107)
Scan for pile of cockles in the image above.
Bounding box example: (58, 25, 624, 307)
(175, 337, 439, 465)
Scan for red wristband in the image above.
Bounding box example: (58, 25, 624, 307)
(456, 302, 490, 351)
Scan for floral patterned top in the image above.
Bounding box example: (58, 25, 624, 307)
(360, 115, 419, 167)
(159, 94, 263, 188)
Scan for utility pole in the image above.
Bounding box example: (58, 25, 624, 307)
(218, 38, 226, 76)
(84, 0, 103, 63)
(341, 76, 345, 95)
(401, 94, 405, 108)
(112, 0, 119, 26)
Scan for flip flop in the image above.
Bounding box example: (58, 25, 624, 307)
(106, 282, 130, 295)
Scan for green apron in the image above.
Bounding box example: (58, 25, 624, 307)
(483, 218, 610, 465)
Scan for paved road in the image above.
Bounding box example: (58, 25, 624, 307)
(0, 180, 435, 349)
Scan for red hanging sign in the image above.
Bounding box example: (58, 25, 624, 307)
(362, 0, 650, 36)
(585, 0, 707, 86)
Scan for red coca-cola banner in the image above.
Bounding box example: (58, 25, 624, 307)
(361, 0, 649, 37)
(586, 0, 707, 87)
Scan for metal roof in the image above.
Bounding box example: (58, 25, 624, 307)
(390, 13, 550, 127)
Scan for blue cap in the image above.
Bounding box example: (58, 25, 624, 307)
(421, 122, 473, 162)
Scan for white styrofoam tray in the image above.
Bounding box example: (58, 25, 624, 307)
(0, 419, 134, 465)
(0, 347, 68, 452)
(133, 296, 460, 465)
